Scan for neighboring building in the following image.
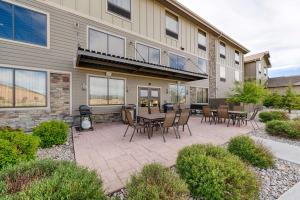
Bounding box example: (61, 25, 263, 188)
(267, 76, 300, 95)
(244, 51, 271, 85)
(0, 0, 249, 130)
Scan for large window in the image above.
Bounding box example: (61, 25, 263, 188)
(88, 28, 125, 57)
(220, 66, 226, 81)
(0, 67, 47, 108)
(235, 51, 240, 64)
(169, 53, 186, 70)
(220, 42, 226, 59)
(107, 0, 131, 20)
(198, 58, 207, 73)
(88, 76, 125, 106)
(0, 1, 48, 46)
(234, 70, 240, 82)
(136, 43, 160, 64)
(190, 87, 208, 104)
(198, 30, 207, 51)
(169, 84, 186, 104)
(166, 11, 179, 39)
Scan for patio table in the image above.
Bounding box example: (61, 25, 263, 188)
(139, 113, 166, 139)
(211, 110, 247, 126)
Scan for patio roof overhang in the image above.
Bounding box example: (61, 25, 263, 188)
(76, 48, 208, 82)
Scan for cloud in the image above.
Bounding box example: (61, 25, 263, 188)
(177, 0, 300, 72)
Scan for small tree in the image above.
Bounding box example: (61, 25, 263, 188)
(281, 84, 298, 113)
(228, 81, 267, 105)
(263, 90, 282, 108)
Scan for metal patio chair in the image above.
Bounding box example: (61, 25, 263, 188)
(245, 108, 260, 131)
(201, 106, 215, 125)
(123, 109, 146, 142)
(175, 109, 192, 138)
(157, 111, 177, 142)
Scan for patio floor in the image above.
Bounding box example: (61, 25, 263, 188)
(73, 116, 252, 193)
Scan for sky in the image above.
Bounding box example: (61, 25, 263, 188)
(177, 0, 300, 78)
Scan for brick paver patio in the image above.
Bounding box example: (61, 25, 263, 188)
(73, 116, 252, 193)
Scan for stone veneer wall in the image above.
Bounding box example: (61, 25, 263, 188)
(208, 35, 217, 99)
(0, 73, 71, 131)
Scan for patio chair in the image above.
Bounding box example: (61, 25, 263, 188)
(201, 106, 215, 125)
(150, 106, 161, 114)
(216, 108, 232, 127)
(219, 105, 229, 109)
(138, 107, 150, 132)
(157, 111, 178, 142)
(233, 105, 243, 111)
(123, 109, 146, 142)
(245, 108, 260, 131)
(175, 109, 192, 138)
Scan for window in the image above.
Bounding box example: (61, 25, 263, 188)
(169, 84, 186, 104)
(220, 66, 226, 81)
(234, 70, 240, 82)
(136, 43, 160, 64)
(264, 68, 267, 75)
(220, 42, 226, 59)
(0, 67, 47, 108)
(107, 0, 131, 20)
(166, 11, 179, 39)
(0, 1, 47, 46)
(198, 30, 206, 51)
(257, 61, 262, 73)
(190, 87, 208, 104)
(198, 58, 207, 73)
(235, 51, 240, 64)
(88, 76, 125, 106)
(89, 28, 125, 57)
(169, 53, 186, 70)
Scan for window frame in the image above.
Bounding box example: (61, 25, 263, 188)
(169, 84, 187, 104)
(0, 0, 50, 49)
(220, 66, 226, 82)
(106, 0, 132, 21)
(87, 75, 126, 107)
(0, 66, 48, 109)
(135, 42, 161, 65)
(87, 26, 126, 57)
(235, 50, 240, 65)
(219, 42, 226, 59)
(234, 70, 240, 82)
(257, 61, 262, 73)
(190, 87, 209, 104)
(165, 11, 179, 40)
(198, 29, 207, 51)
(168, 52, 186, 70)
(198, 57, 208, 74)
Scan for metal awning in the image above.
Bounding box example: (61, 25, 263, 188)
(76, 48, 208, 82)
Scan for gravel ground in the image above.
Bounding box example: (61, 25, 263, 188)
(254, 159, 300, 200)
(108, 159, 300, 200)
(37, 129, 75, 161)
(249, 129, 300, 147)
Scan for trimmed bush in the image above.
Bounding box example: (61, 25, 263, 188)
(259, 111, 289, 123)
(176, 144, 259, 200)
(266, 120, 300, 139)
(0, 130, 40, 169)
(33, 120, 69, 148)
(0, 159, 106, 200)
(228, 136, 275, 169)
(127, 163, 189, 200)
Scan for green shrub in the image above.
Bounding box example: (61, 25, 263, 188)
(228, 136, 275, 169)
(127, 163, 189, 200)
(259, 111, 289, 123)
(0, 130, 40, 169)
(176, 144, 259, 200)
(0, 159, 106, 200)
(263, 91, 282, 108)
(33, 120, 69, 148)
(0, 126, 23, 132)
(266, 120, 300, 139)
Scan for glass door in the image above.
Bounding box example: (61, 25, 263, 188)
(138, 87, 160, 109)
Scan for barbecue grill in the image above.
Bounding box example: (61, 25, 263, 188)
(79, 105, 94, 131)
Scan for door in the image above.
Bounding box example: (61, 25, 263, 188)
(138, 87, 161, 109)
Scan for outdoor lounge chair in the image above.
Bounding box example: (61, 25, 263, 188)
(201, 106, 215, 124)
(157, 111, 177, 142)
(175, 109, 192, 138)
(123, 109, 146, 142)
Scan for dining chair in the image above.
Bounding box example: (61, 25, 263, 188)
(175, 109, 192, 138)
(138, 107, 149, 115)
(150, 106, 160, 114)
(201, 106, 215, 125)
(138, 107, 150, 132)
(158, 111, 177, 142)
(123, 109, 146, 142)
(245, 108, 260, 131)
(216, 108, 232, 127)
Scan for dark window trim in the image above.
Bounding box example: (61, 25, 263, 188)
(166, 11, 179, 40)
(0, 67, 48, 108)
(220, 54, 226, 59)
(107, 0, 131, 20)
(88, 75, 125, 106)
(235, 61, 240, 65)
(235, 50, 240, 64)
(198, 30, 207, 51)
(166, 29, 178, 39)
(220, 42, 226, 59)
(198, 44, 206, 51)
(220, 77, 226, 82)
